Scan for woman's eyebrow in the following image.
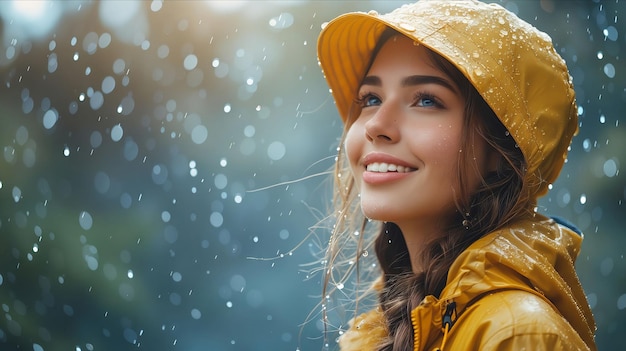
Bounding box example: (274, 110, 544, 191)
(401, 75, 456, 92)
(361, 75, 382, 87)
(360, 74, 456, 93)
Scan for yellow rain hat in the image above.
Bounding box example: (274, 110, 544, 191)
(317, 0, 578, 197)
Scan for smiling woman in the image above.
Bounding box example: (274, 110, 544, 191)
(317, 1, 597, 350)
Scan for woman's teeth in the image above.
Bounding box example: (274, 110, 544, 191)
(365, 162, 414, 173)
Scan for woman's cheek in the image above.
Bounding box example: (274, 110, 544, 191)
(344, 125, 363, 180)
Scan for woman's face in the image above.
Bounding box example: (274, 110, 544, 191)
(345, 35, 493, 232)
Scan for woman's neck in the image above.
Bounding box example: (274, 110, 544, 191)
(395, 219, 446, 273)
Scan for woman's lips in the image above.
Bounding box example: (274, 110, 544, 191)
(361, 153, 418, 184)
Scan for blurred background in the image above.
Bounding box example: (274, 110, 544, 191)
(0, 1, 623, 350)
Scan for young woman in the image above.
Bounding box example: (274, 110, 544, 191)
(316, 1, 597, 350)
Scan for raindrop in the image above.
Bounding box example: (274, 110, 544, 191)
(101, 76, 116, 94)
(600, 257, 614, 276)
(84, 255, 98, 271)
(123, 328, 137, 345)
(94, 172, 111, 194)
(89, 91, 104, 110)
(6, 45, 16, 60)
(16, 125, 28, 145)
(79, 211, 93, 230)
(191, 309, 201, 320)
(579, 194, 587, 205)
(98, 33, 112, 48)
(230, 274, 246, 291)
(267, 141, 286, 161)
(224, 103, 232, 113)
(11, 186, 20, 203)
(42, 109, 58, 129)
(244, 125, 255, 137)
(269, 12, 294, 29)
(111, 124, 123, 142)
(117, 95, 135, 115)
(191, 124, 208, 144)
(123, 139, 138, 161)
(618, 294, 626, 310)
(152, 164, 168, 184)
(603, 63, 615, 78)
(214, 174, 227, 189)
(33, 343, 44, 351)
(183, 54, 198, 70)
(82, 32, 99, 54)
(602, 26, 618, 41)
(161, 211, 171, 223)
(157, 44, 169, 59)
(90, 131, 102, 148)
(582, 138, 592, 152)
(164, 225, 178, 244)
(113, 59, 126, 74)
(603, 158, 618, 177)
(47, 53, 58, 73)
(279, 229, 289, 240)
(210, 212, 223, 228)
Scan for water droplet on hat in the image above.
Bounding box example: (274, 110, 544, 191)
(474, 68, 484, 76)
(399, 23, 416, 32)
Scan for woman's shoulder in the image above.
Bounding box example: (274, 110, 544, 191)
(338, 307, 387, 351)
(448, 289, 591, 351)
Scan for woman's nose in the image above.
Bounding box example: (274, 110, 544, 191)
(364, 104, 400, 143)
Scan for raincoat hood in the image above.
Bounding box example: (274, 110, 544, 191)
(317, 0, 579, 198)
(338, 216, 597, 351)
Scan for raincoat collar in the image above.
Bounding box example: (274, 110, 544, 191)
(410, 214, 596, 351)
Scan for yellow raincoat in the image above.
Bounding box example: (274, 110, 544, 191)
(338, 215, 597, 351)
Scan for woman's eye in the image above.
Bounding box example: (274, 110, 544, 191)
(414, 93, 441, 108)
(418, 97, 435, 107)
(359, 93, 381, 107)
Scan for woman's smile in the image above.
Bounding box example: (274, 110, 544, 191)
(361, 152, 417, 184)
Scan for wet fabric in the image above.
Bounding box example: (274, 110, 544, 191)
(338, 216, 596, 351)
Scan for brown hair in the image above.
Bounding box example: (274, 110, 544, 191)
(321, 29, 530, 351)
